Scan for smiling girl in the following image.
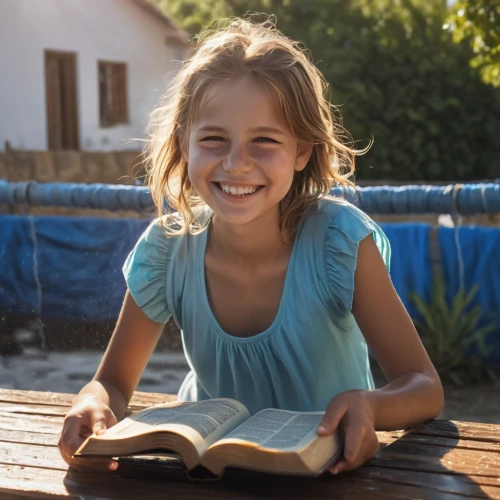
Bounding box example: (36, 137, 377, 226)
(58, 18, 444, 476)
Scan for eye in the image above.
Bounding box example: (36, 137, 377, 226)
(254, 137, 279, 144)
(200, 136, 225, 142)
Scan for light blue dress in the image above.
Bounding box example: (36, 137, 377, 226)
(123, 198, 391, 415)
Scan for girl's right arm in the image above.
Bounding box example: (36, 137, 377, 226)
(57, 290, 165, 471)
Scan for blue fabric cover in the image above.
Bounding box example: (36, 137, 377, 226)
(439, 227, 500, 358)
(381, 223, 432, 317)
(1, 213, 498, 363)
(0, 216, 148, 320)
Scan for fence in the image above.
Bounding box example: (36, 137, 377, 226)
(0, 181, 499, 361)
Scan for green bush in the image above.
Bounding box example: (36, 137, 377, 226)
(410, 270, 495, 384)
(155, 0, 500, 181)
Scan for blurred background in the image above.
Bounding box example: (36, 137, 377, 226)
(0, 0, 499, 422)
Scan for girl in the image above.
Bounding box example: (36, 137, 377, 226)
(58, 18, 444, 476)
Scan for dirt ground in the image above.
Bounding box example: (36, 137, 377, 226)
(2, 320, 499, 425)
(439, 382, 500, 424)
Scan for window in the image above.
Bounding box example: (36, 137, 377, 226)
(98, 61, 128, 127)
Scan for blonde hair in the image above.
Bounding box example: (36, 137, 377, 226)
(145, 17, 362, 237)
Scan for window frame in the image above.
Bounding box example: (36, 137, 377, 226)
(98, 60, 129, 128)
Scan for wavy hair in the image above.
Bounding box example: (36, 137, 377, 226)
(145, 16, 364, 237)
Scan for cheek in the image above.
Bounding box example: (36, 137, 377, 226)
(256, 151, 297, 185)
(251, 148, 292, 167)
(189, 146, 224, 166)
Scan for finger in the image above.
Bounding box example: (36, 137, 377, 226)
(330, 431, 379, 475)
(58, 415, 85, 456)
(317, 404, 346, 435)
(342, 424, 365, 465)
(90, 410, 116, 436)
(329, 427, 365, 475)
(59, 419, 99, 462)
(92, 419, 107, 436)
(68, 456, 119, 472)
(329, 458, 349, 475)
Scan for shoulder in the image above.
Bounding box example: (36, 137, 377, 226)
(121, 206, 211, 323)
(311, 195, 373, 227)
(313, 196, 389, 261)
(310, 196, 391, 312)
(136, 204, 212, 250)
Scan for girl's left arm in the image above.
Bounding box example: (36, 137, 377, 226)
(318, 234, 444, 474)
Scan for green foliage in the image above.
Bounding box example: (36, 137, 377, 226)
(410, 270, 495, 382)
(448, 0, 500, 87)
(152, 0, 500, 181)
(152, 0, 229, 35)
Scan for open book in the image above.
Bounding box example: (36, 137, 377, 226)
(75, 399, 343, 477)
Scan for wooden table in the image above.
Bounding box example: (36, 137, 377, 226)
(0, 388, 499, 499)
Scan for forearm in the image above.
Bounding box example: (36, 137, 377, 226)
(74, 380, 129, 421)
(366, 371, 444, 431)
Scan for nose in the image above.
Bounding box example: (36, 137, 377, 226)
(223, 144, 253, 174)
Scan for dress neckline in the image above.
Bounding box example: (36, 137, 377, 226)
(198, 215, 304, 343)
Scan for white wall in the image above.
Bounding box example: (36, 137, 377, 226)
(0, 0, 181, 151)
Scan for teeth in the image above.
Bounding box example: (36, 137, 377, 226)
(219, 184, 259, 196)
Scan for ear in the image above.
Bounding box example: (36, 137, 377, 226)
(294, 143, 313, 172)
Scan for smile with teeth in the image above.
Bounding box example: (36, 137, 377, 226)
(217, 183, 262, 197)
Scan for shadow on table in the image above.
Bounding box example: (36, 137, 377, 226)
(63, 420, 493, 499)
(365, 420, 493, 499)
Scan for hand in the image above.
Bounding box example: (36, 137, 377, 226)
(317, 390, 379, 475)
(58, 393, 119, 472)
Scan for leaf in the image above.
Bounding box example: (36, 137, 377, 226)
(410, 275, 496, 381)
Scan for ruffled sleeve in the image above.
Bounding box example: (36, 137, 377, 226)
(324, 202, 391, 313)
(122, 219, 172, 324)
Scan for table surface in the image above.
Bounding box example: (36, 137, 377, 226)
(0, 388, 499, 499)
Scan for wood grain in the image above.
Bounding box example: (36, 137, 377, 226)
(0, 388, 498, 499)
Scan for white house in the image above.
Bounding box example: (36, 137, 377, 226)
(0, 0, 189, 151)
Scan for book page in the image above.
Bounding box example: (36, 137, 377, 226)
(102, 399, 250, 449)
(216, 409, 324, 450)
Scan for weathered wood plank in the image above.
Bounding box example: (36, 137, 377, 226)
(0, 389, 172, 407)
(0, 390, 74, 407)
(0, 411, 62, 423)
(413, 420, 500, 443)
(2, 437, 499, 486)
(0, 389, 499, 498)
(0, 441, 67, 470)
(376, 429, 406, 445)
(0, 429, 58, 446)
(0, 404, 68, 417)
(0, 462, 496, 500)
(0, 402, 163, 418)
(400, 433, 500, 452)
(115, 456, 500, 498)
(372, 440, 500, 477)
(0, 416, 62, 435)
(353, 466, 500, 492)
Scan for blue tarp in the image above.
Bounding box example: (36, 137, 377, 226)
(380, 223, 431, 317)
(1, 216, 498, 360)
(0, 216, 148, 321)
(439, 226, 500, 357)
(1, 216, 434, 320)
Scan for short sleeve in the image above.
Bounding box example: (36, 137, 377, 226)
(122, 219, 172, 324)
(324, 203, 391, 313)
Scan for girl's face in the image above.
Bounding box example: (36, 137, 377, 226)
(184, 75, 312, 229)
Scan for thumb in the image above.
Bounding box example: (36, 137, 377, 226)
(92, 419, 107, 436)
(93, 408, 118, 436)
(318, 405, 346, 436)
